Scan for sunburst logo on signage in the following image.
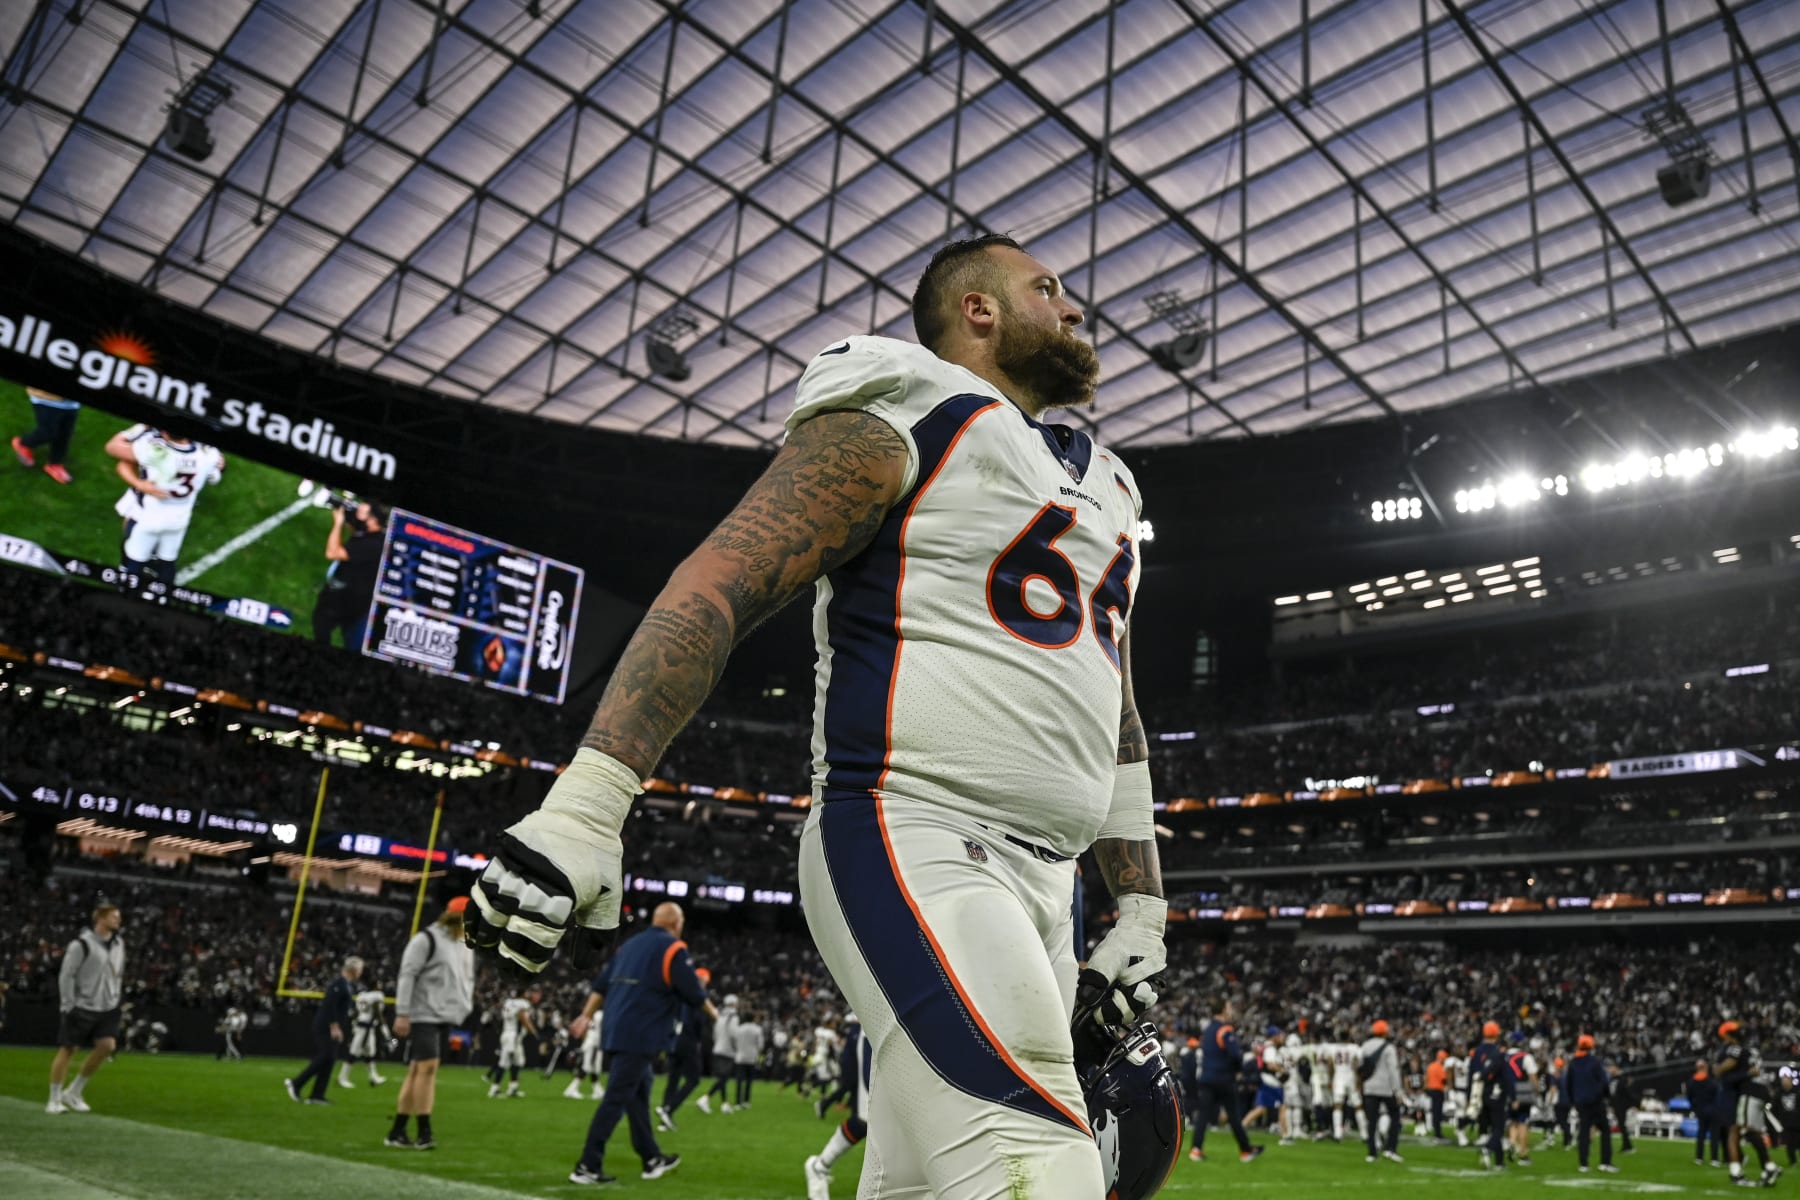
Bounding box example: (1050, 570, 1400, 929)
(93, 329, 157, 366)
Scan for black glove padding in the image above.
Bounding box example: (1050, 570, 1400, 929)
(1075, 964, 1165, 1028)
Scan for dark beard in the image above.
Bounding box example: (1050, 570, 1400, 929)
(994, 299, 1100, 411)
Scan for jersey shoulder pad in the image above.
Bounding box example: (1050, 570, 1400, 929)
(787, 335, 988, 495)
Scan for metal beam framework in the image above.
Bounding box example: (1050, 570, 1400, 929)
(1439, 0, 1698, 352)
(4, 0, 1796, 453)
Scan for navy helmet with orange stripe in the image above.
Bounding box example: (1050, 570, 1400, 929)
(1076, 1018, 1182, 1200)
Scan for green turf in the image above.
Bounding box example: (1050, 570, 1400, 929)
(0, 1046, 1754, 1198)
(2, 379, 343, 642)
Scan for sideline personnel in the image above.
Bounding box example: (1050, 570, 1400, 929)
(47, 903, 125, 1114)
(568, 902, 718, 1186)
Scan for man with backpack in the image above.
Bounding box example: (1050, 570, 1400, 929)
(1359, 1019, 1405, 1163)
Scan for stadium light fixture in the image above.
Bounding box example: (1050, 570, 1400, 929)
(1410, 580, 1433, 590)
(1512, 557, 1539, 567)
(1423, 597, 1446, 609)
(1369, 496, 1423, 523)
(1376, 576, 1399, 586)
(162, 71, 234, 162)
(1381, 586, 1405, 597)
(1475, 564, 1506, 576)
(1274, 595, 1302, 606)
(1348, 582, 1372, 593)
(1137, 519, 1156, 543)
(1489, 583, 1518, 595)
(1304, 590, 1333, 601)
(1404, 569, 1427, 579)
(1451, 592, 1473, 603)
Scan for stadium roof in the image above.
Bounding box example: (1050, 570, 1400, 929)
(1, 0, 1796, 450)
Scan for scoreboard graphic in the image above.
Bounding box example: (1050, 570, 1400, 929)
(363, 509, 584, 703)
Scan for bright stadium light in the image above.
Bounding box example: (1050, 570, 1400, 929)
(1369, 496, 1423, 523)
(1304, 591, 1333, 601)
(1137, 519, 1156, 543)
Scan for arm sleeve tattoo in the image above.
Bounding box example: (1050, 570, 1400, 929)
(578, 409, 908, 777)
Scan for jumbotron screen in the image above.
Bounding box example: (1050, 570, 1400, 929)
(364, 509, 584, 703)
(1, 379, 582, 703)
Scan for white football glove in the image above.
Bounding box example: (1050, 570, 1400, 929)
(1076, 893, 1168, 1027)
(466, 748, 638, 972)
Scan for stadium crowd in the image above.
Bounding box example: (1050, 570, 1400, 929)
(5, 570, 1797, 812)
(3, 854, 1794, 1096)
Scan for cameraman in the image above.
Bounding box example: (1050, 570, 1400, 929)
(313, 499, 388, 650)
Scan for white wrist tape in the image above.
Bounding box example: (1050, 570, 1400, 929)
(1097, 759, 1155, 842)
(541, 747, 642, 840)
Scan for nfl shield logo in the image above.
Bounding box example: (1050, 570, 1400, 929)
(1062, 458, 1082, 483)
(963, 839, 989, 864)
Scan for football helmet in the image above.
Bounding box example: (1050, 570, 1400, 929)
(1074, 1018, 1183, 1200)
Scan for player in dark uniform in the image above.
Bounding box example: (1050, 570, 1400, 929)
(1471, 1021, 1514, 1171)
(1716, 1021, 1780, 1188)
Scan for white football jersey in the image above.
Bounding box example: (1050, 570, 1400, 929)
(789, 336, 1144, 857)
(810, 1025, 838, 1067)
(113, 425, 224, 532)
(501, 996, 533, 1038)
(353, 989, 385, 1023)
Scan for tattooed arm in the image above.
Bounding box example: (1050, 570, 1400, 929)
(578, 409, 909, 778)
(1094, 625, 1164, 900)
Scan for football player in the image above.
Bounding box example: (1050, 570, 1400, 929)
(340, 982, 389, 1087)
(105, 425, 224, 591)
(487, 987, 539, 1098)
(465, 235, 1166, 1198)
(216, 1006, 247, 1062)
(805, 1013, 871, 1200)
(564, 1007, 603, 1101)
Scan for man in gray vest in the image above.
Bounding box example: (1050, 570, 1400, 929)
(48, 903, 125, 1114)
(1359, 1019, 1406, 1163)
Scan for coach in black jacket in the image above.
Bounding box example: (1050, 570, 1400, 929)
(287, 957, 362, 1103)
(1565, 1035, 1614, 1170)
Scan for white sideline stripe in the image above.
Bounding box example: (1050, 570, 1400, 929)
(0, 1160, 139, 1200)
(176, 497, 313, 586)
(0, 1097, 539, 1200)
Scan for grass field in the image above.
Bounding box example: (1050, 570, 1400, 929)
(2, 379, 343, 642)
(0, 1046, 1754, 1199)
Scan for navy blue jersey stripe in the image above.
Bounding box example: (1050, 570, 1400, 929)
(817, 394, 997, 795)
(817, 796, 1088, 1134)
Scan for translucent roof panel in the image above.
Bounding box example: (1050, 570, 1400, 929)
(2, 0, 1796, 448)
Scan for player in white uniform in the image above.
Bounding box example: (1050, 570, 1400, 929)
(215, 1007, 247, 1062)
(1447, 1047, 1473, 1146)
(466, 236, 1169, 1200)
(1321, 1040, 1368, 1143)
(340, 986, 389, 1086)
(106, 425, 224, 587)
(565, 1009, 604, 1100)
(487, 988, 539, 1098)
(809, 1016, 841, 1093)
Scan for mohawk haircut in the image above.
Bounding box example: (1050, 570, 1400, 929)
(910, 233, 1023, 352)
